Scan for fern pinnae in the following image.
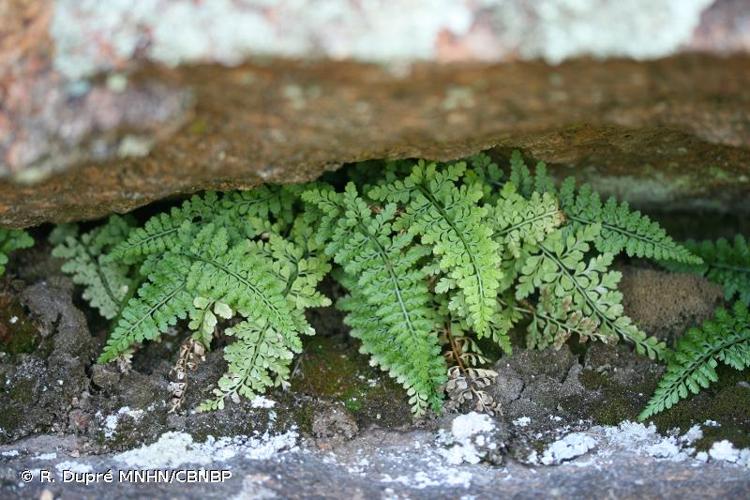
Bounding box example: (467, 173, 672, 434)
(99, 268, 192, 363)
(199, 229, 329, 411)
(557, 179, 700, 264)
(306, 183, 446, 415)
(493, 182, 565, 259)
(52, 215, 135, 319)
(639, 301, 750, 420)
(518, 224, 666, 360)
(0, 228, 34, 276)
(369, 160, 502, 338)
(666, 236, 750, 305)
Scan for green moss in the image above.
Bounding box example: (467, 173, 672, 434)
(580, 364, 750, 446)
(290, 335, 411, 427)
(579, 369, 651, 425)
(649, 367, 750, 449)
(0, 293, 39, 355)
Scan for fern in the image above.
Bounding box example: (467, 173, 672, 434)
(516, 224, 666, 359)
(199, 222, 331, 410)
(304, 183, 447, 415)
(0, 228, 34, 276)
(93, 190, 330, 412)
(639, 301, 750, 420)
(664, 236, 750, 305)
(369, 160, 502, 338)
(51, 216, 136, 319)
(507, 150, 700, 264)
(50, 149, 695, 417)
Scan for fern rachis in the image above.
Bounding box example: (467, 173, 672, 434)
(50, 150, 699, 416)
(640, 301, 750, 420)
(369, 161, 502, 338)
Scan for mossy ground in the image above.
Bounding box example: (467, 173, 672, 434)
(290, 333, 412, 428)
(0, 288, 39, 355)
(580, 364, 750, 449)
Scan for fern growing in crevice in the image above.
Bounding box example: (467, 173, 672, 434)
(663, 235, 750, 305)
(369, 160, 502, 338)
(51, 150, 698, 416)
(304, 184, 446, 415)
(639, 301, 750, 420)
(508, 150, 701, 264)
(51, 215, 136, 319)
(0, 228, 34, 277)
(639, 234, 750, 419)
(516, 224, 665, 359)
(92, 188, 331, 411)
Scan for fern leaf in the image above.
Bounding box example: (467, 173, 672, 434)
(98, 256, 193, 363)
(493, 182, 565, 259)
(464, 152, 504, 203)
(184, 224, 301, 335)
(369, 160, 502, 338)
(0, 228, 34, 276)
(199, 220, 331, 409)
(109, 193, 218, 263)
(111, 187, 296, 264)
(305, 183, 447, 415)
(518, 224, 666, 359)
(665, 236, 750, 305)
(639, 302, 750, 420)
(52, 215, 135, 319)
(559, 179, 700, 264)
(198, 320, 302, 412)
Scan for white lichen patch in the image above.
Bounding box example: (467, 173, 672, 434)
(50, 0, 713, 80)
(103, 406, 144, 439)
(55, 461, 94, 474)
(541, 432, 597, 465)
(512, 416, 531, 427)
(708, 440, 750, 467)
(438, 412, 497, 465)
(250, 396, 276, 409)
(114, 430, 298, 468)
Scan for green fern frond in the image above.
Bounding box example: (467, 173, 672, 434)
(664, 236, 750, 305)
(493, 182, 565, 259)
(639, 301, 750, 420)
(98, 255, 193, 363)
(111, 187, 299, 264)
(52, 215, 136, 319)
(100, 220, 309, 362)
(304, 183, 447, 415)
(503, 150, 698, 264)
(369, 160, 502, 338)
(517, 224, 666, 359)
(199, 320, 300, 411)
(109, 192, 220, 263)
(0, 228, 34, 276)
(464, 152, 504, 203)
(558, 179, 700, 264)
(198, 220, 332, 410)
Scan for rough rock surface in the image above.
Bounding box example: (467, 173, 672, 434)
(1, 253, 749, 497)
(2, 0, 750, 226)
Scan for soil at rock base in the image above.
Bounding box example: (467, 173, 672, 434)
(0, 226, 748, 498)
